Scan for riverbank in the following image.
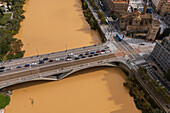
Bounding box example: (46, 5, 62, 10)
(0, 0, 26, 61)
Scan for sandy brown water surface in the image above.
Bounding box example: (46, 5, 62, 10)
(5, 0, 140, 113)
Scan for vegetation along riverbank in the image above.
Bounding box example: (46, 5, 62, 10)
(0, 0, 26, 62)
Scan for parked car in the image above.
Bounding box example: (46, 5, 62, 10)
(101, 50, 105, 52)
(67, 56, 72, 59)
(94, 54, 98, 56)
(0, 66, 5, 69)
(25, 64, 30, 67)
(105, 46, 109, 49)
(139, 43, 145, 45)
(17, 65, 22, 68)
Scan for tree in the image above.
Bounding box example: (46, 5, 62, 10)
(165, 69, 170, 81)
(92, 3, 98, 10)
(152, 108, 163, 113)
(0, 94, 10, 109)
(100, 16, 106, 24)
(112, 12, 117, 20)
(82, 2, 88, 10)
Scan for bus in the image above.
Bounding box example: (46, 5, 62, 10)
(116, 34, 123, 41)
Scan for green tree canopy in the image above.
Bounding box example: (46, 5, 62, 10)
(0, 94, 10, 109)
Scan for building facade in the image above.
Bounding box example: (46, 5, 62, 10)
(151, 0, 170, 16)
(101, 0, 129, 13)
(150, 36, 170, 73)
(119, 9, 161, 40)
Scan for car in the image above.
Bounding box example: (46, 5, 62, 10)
(17, 65, 22, 68)
(73, 55, 78, 58)
(139, 43, 145, 45)
(79, 54, 83, 56)
(101, 50, 105, 52)
(39, 60, 44, 64)
(96, 50, 101, 53)
(105, 46, 109, 49)
(0, 66, 5, 69)
(88, 55, 93, 57)
(86, 50, 90, 52)
(100, 52, 105, 55)
(81, 56, 86, 58)
(6, 68, 12, 70)
(66, 59, 72, 61)
(49, 59, 54, 62)
(0, 70, 4, 72)
(90, 52, 95, 54)
(43, 58, 49, 60)
(31, 63, 37, 66)
(75, 57, 80, 60)
(60, 58, 65, 60)
(67, 56, 72, 59)
(85, 52, 89, 55)
(55, 58, 60, 61)
(94, 54, 98, 56)
(25, 64, 30, 67)
(105, 51, 111, 53)
(68, 53, 73, 56)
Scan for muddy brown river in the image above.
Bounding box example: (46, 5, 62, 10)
(5, 0, 140, 113)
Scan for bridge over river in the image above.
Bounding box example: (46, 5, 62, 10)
(0, 38, 143, 89)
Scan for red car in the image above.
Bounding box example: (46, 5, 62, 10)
(49, 59, 54, 62)
(96, 50, 101, 53)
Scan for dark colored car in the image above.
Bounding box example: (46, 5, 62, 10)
(0, 70, 4, 72)
(25, 64, 30, 67)
(67, 56, 72, 59)
(88, 55, 93, 57)
(90, 52, 95, 54)
(0, 66, 5, 69)
(17, 65, 22, 68)
(75, 57, 80, 60)
(85, 52, 89, 55)
(94, 54, 98, 56)
(39, 60, 44, 64)
(43, 58, 49, 60)
(101, 50, 105, 52)
(79, 54, 83, 56)
(81, 56, 86, 58)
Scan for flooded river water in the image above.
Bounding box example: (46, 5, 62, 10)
(5, 0, 140, 113)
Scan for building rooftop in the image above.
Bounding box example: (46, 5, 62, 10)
(113, 0, 126, 3)
(167, 0, 170, 3)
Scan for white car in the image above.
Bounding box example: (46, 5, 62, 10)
(55, 58, 60, 61)
(100, 52, 105, 55)
(31, 63, 37, 66)
(105, 51, 111, 53)
(66, 59, 72, 61)
(68, 53, 73, 56)
(73, 55, 78, 58)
